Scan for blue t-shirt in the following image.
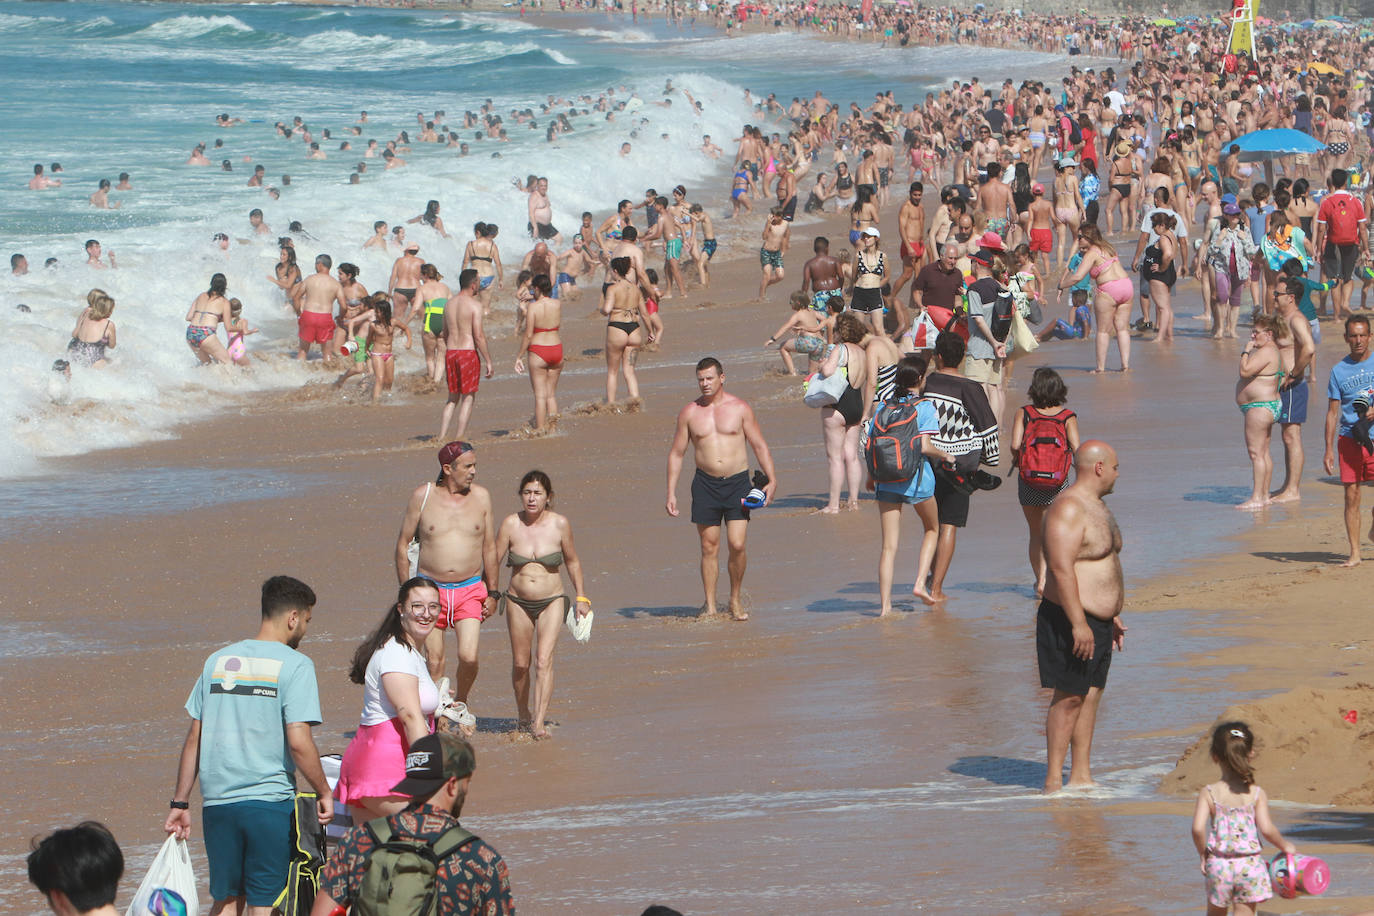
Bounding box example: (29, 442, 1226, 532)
(186, 638, 322, 806)
(1066, 252, 1093, 293)
(874, 398, 941, 503)
(1327, 353, 1374, 436)
(1243, 203, 1275, 245)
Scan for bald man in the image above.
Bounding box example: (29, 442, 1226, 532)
(1038, 440, 1126, 794)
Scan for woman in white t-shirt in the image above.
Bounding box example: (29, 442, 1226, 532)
(335, 577, 441, 819)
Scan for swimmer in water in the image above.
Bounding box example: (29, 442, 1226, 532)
(89, 179, 121, 210)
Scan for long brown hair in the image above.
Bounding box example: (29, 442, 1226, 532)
(1078, 223, 1117, 258)
(1210, 721, 1256, 787)
(347, 578, 439, 685)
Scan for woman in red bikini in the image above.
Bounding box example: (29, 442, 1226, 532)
(514, 274, 563, 432)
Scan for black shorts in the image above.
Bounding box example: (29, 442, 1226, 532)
(690, 468, 751, 527)
(1323, 242, 1359, 282)
(934, 474, 970, 527)
(850, 286, 884, 312)
(857, 183, 878, 198)
(1036, 598, 1113, 695)
(528, 221, 560, 241)
(779, 195, 798, 221)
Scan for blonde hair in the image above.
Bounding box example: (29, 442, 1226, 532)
(229, 297, 243, 319)
(86, 288, 108, 309)
(87, 292, 115, 320)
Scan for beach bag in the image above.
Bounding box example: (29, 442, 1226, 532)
(275, 793, 327, 916)
(908, 309, 941, 350)
(354, 819, 476, 916)
(1017, 407, 1075, 491)
(565, 603, 593, 643)
(406, 484, 432, 577)
(988, 288, 1015, 342)
(803, 345, 849, 408)
(126, 837, 199, 916)
(1010, 308, 1039, 355)
(864, 398, 929, 483)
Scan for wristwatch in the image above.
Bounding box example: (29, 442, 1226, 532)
(169, 800, 189, 810)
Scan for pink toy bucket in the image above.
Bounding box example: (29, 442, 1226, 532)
(1270, 853, 1330, 898)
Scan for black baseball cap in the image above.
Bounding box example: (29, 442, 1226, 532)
(390, 733, 476, 797)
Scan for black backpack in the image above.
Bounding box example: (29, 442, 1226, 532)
(1067, 115, 1083, 146)
(865, 397, 929, 483)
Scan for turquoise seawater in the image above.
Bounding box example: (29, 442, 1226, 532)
(0, 2, 1062, 472)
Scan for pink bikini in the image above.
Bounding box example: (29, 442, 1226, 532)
(1090, 255, 1134, 305)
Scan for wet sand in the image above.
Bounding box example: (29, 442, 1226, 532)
(7, 176, 1374, 912)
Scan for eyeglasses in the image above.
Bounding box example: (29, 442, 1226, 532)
(408, 601, 441, 615)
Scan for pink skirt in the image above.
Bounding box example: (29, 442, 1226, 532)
(336, 718, 409, 805)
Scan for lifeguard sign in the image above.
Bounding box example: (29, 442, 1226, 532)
(1228, 0, 1256, 59)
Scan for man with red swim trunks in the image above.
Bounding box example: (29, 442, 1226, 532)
(437, 269, 492, 444)
(296, 253, 347, 365)
(395, 441, 496, 728)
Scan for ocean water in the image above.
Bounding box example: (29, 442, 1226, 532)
(0, 2, 1064, 474)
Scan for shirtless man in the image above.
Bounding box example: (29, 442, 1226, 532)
(800, 236, 843, 313)
(388, 241, 424, 323)
(521, 242, 557, 291)
(890, 182, 927, 304)
(1038, 440, 1127, 794)
(249, 208, 271, 237)
(186, 145, 211, 166)
(296, 254, 346, 364)
(84, 239, 115, 270)
(89, 179, 120, 210)
(978, 163, 1015, 241)
(28, 163, 60, 190)
(758, 208, 790, 301)
(437, 269, 493, 443)
(602, 226, 654, 304)
(394, 441, 497, 725)
(247, 165, 265, 188)
(527, 177, 562, 245)
(116, 173, 132, 191)
(1271, 278, 1317, 503)
(666, 358, 778, 620)
(557, 236, 596, 298)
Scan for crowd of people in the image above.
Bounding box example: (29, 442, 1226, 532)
(17, 3, 1374, 915)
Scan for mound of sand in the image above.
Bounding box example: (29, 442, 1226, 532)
(1162, 684, 1374, 806)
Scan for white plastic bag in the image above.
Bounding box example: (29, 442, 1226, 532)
(126, 836, 199, 916)
(565, 604, 593, 644)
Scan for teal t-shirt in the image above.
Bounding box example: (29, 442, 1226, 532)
(186, 638, 322, 806)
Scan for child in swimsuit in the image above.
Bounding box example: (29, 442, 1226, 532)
(364, 294, 411, 403)
(1191, 721, 1296, 912)
(225, 298, 258, 367)
(766, 291, 828, 375)
(642, 268, 665, 344)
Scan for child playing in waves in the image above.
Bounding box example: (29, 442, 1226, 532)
(344, 293, 410, 402)
(765, 291, 827, 375)
(1190, 721, 1297, 916)
(225, 298, 258, 367)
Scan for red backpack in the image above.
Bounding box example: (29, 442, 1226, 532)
(1016, 406, 1075, 490)
(1324, 192, 1363, 246)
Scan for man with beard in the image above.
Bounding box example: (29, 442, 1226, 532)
(311, 733, 514, 916)
(166, 576, 333, 916)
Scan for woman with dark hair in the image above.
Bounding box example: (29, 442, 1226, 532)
(869, 355, 950, 612)
(267, 242, 301, 306)
(185, 273, 233, 364)
(408, 199, 448, 238)
(818, 312, 868, 513)
(494, 471, 591, 738)
(1141, 211, 1178, 342)
(335, 577, 442, 819)
(463, 221, 503, 317)
(1010, 368, 1080, 595)
(515, 274, 563, 431)
(601, 256, 649, 405)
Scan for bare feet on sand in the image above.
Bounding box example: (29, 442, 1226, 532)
(727, 600, 749, 621)
(911, 583, 936, 606)
(1268, 489, 1301, 504)
(1236, 497, 1270, 510)
(815, 506, 840, 515)
(1341, 556, 1363, 568)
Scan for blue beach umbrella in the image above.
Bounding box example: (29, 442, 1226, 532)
(1230, 128, 1326, 162)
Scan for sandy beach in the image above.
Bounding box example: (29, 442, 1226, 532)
(6, 5, 1374, 914)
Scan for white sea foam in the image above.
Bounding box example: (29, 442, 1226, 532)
(0, 69, 756, 474)
(573, 26, 655, 42)
(133, 14, 254, 39)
